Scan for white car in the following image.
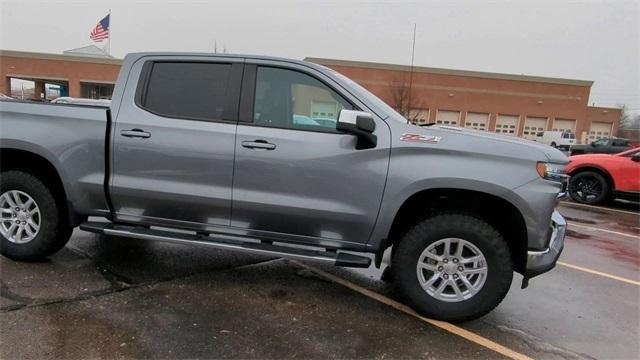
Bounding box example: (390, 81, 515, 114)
(50, 97, 111, 106)
(535, 130, 576, 150)
(0, 92, 14, 100)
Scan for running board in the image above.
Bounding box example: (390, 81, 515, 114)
(79, 221, 371, 268)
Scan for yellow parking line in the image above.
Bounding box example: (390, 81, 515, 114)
(568, 222, 640, 240)
(557, 261, 640, 286)
(560, 201, 639, 216)
(294, 262, 533, 360)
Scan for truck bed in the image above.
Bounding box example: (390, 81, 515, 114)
(0, 100, 110, 216)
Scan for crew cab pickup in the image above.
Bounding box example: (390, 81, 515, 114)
(0, 53, 568, 322)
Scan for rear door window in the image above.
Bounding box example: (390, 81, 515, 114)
(141, 62, 232, 121)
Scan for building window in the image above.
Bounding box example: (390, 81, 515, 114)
(80, 82, 114, 99)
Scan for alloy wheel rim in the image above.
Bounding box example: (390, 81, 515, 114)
(416, 238, 488, 302)
(569, 175, 603, 202)
(0, 190, 41, 244)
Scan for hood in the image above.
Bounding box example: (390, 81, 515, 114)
(398, 123, 569, 164)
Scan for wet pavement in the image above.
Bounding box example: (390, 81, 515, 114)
(1, 201, 638, 359)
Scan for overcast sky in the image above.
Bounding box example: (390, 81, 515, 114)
(1, 0, 638, 114)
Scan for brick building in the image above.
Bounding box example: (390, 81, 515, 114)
(0, 49, 120, 100)
(306, 58, 621, 144)
(0, 50, 622, 144)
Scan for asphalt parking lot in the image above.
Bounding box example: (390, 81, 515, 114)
(1, 201, 638, 359)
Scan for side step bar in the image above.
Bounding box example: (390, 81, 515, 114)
(79, 221, 371, 268)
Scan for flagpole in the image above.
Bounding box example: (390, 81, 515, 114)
(106, 9, 111, 56)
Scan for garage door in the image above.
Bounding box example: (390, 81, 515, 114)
(523, 116, 547, 140)
(588, 122, 613, 141)
(410, 108, 430, 125)
(465, 112, 489, 131)
(311, 101, 339, 120)
(495, 115, 519, 136)
(436, 110, 460, 126)
(553, 118, 576, 133)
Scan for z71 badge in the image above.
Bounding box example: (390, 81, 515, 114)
(400, 133, 442, 143)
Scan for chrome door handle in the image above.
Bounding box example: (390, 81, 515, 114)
(120, 129, 151, 139)
(241, 140, 276, 150)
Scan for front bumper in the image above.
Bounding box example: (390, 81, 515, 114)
(525, 210, 566, 278)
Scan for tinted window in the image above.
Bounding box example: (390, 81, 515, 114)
(143, 62, 231, 120)
(253, 67, 353, 132)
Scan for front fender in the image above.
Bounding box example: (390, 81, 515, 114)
(367, 177, 536, 251)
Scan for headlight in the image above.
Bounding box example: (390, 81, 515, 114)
(536, 162, 567, 182)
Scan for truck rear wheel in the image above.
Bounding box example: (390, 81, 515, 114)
(0, 170, 72, 261)
(391, 214, 513, 322)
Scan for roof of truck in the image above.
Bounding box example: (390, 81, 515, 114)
(125, 52, 327, 70)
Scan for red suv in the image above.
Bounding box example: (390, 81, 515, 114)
(567, 148, 640, 204)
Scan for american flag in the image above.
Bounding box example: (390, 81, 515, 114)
(89, 14, 110, 42)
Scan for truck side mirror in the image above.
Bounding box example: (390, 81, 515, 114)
(631, 153, 640, 162)
(336, 110, 377, 150)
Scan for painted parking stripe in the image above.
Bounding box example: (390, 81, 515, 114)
(294, 261, 533, 360)
(568, 222, 640, 240)
(560, 201, 639, 216)
(557, 261, 640, 286)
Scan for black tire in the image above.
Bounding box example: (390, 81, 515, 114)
(391, 214, 513, 322)
(0, 170, 72, 261)
(550, 142, 557, 148)
(568, 171, 610, 205)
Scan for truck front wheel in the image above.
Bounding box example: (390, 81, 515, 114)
(0, 170, 72, 261)
(392, 214, 513, 322)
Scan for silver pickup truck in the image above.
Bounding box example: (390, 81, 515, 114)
(0, 53, 568, 322)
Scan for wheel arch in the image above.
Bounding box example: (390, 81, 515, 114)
(384, 187, 529, 275)
(0, 147, 78, 226)
(568, 165, 615, 190)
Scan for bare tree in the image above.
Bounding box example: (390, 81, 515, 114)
(390, 78, 410, 117)
(389, 75, 425, 124)
(619, 104, 631, 128)
(618, 104, 640, 129)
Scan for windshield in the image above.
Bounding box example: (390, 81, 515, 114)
(327, 68, 407, 123)
(592, 138, 608, 146)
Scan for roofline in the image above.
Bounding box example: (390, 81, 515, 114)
(587, 105, 623, 111)
(0, 49, 123, 65)
(304, 57, 594, 87)
(0, 49, 300, 65)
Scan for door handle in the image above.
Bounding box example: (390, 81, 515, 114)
(120, 129, 151, 139)
(241, 140, 276, 150)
